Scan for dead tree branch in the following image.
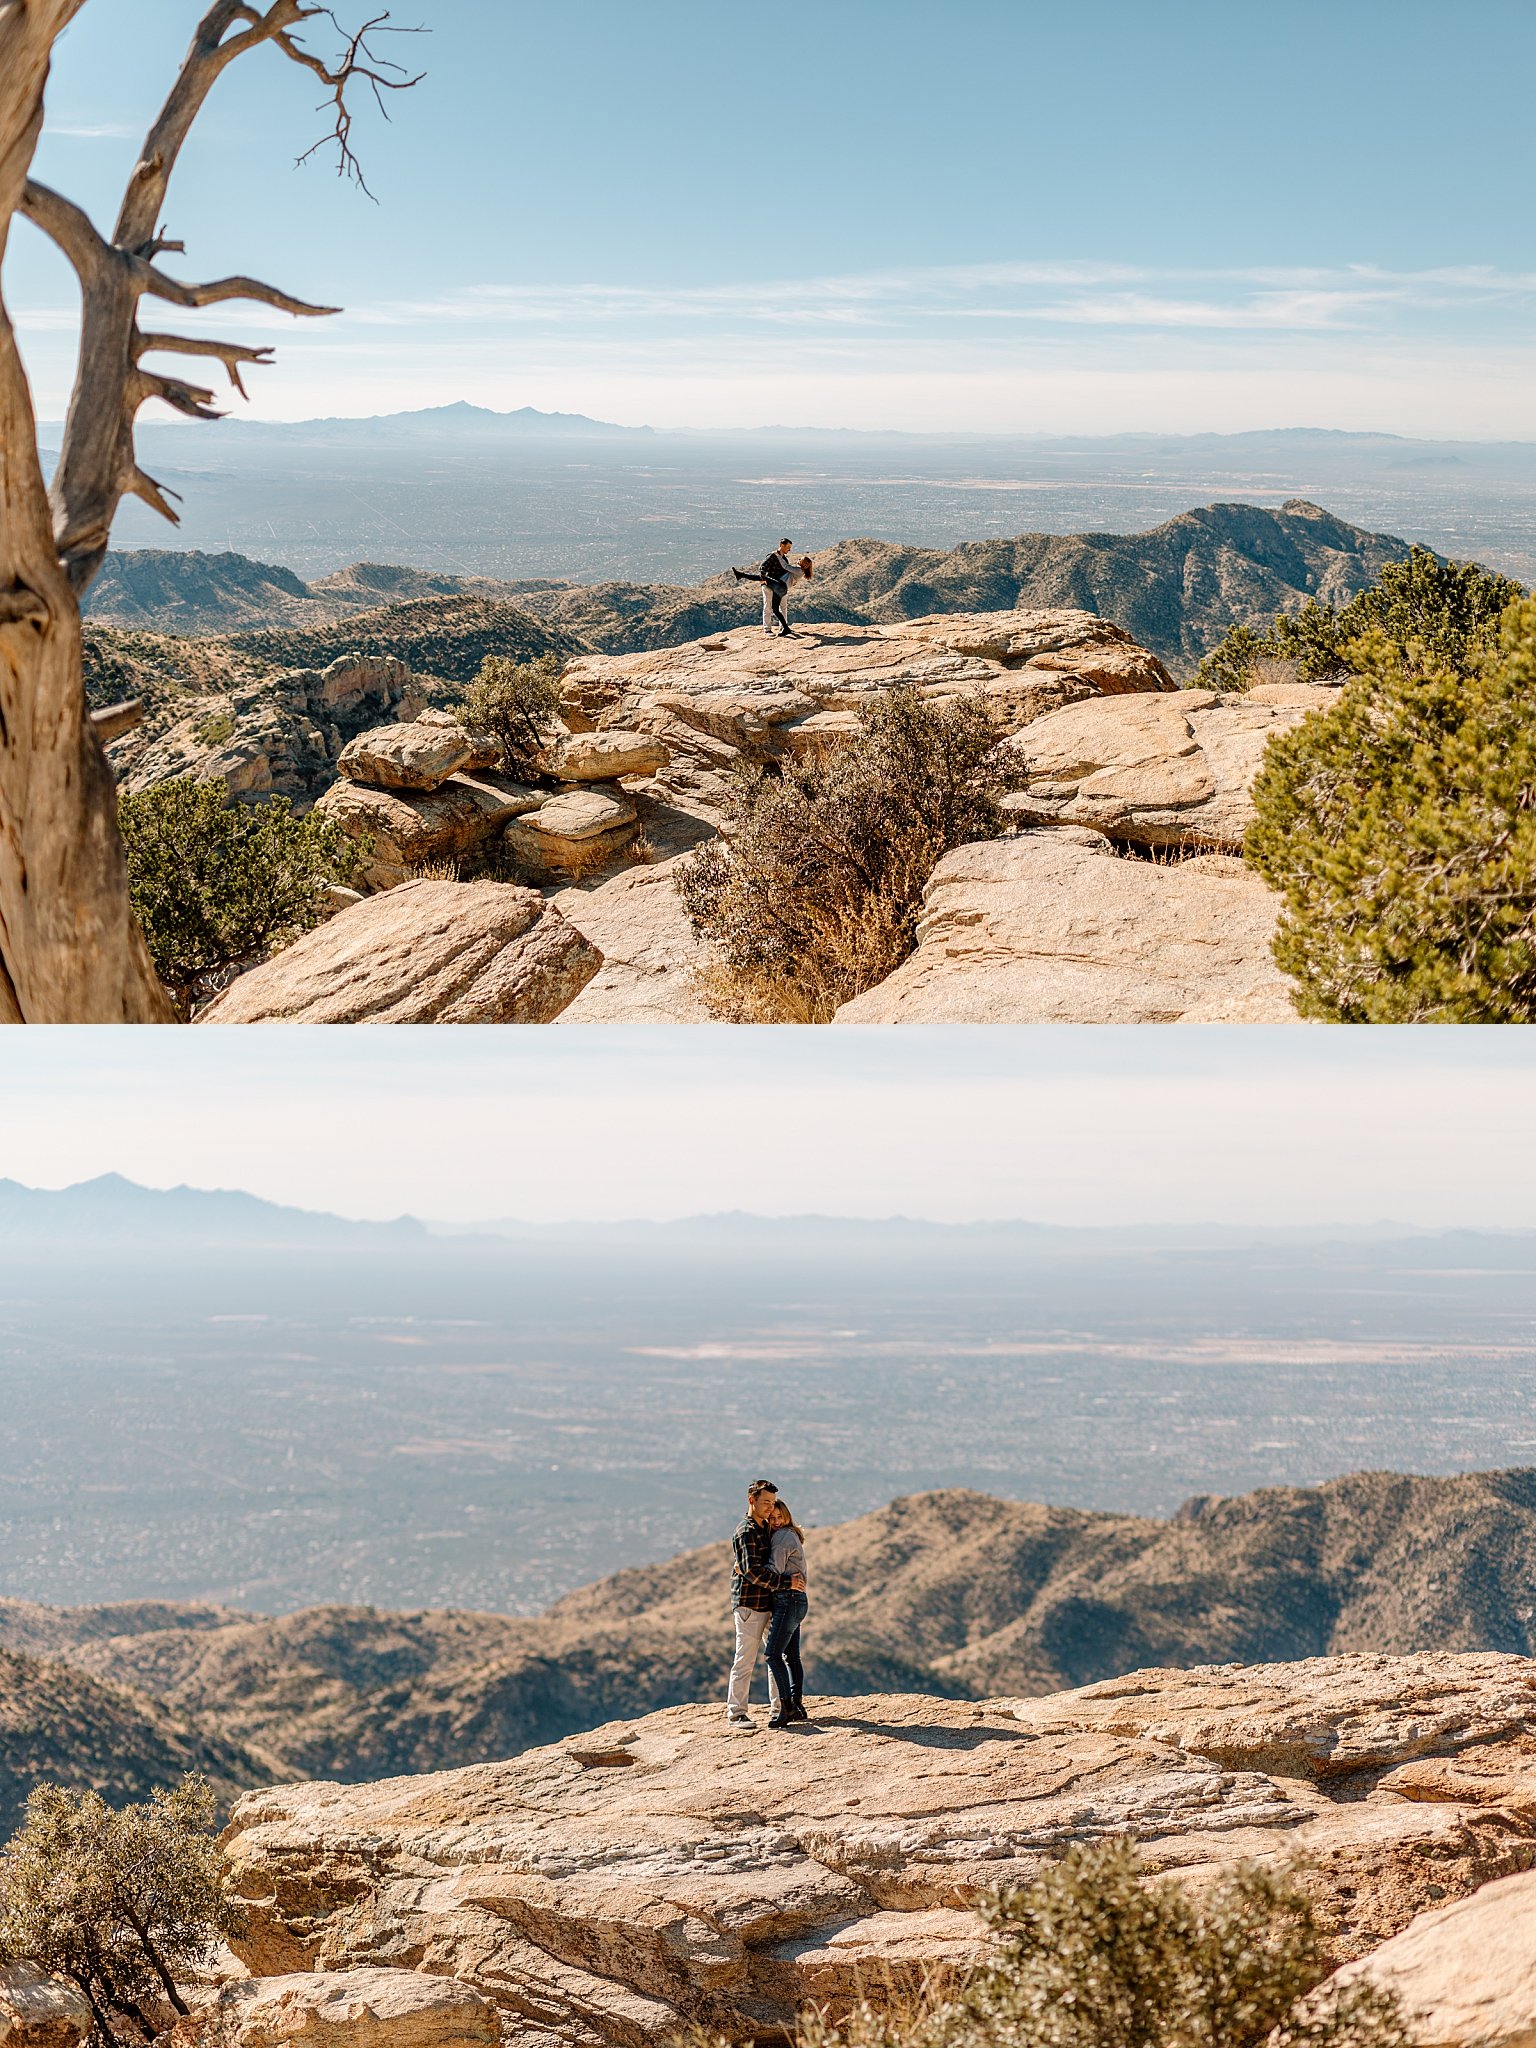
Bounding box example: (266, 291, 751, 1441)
(37, 0, 420, 591)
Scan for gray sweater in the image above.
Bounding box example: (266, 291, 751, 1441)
(770, 1525, 807, 1588)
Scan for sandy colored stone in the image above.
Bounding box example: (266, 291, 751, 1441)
(336, 721, 495, 792)
(998, 683, 1340, 850)
(558, 613, 1173, 815)
(834, 831, 1298, 1024)
(313, 772, 545, 891)
(554, 857, 715, 1023)
(504, 789, 639, 878)
(541, 730, 670, 782)
(0, 1967, 91, 2048)
(169, 1971, 499, 2048)
(220, 1656, 1536, 2045)
(1007, 1653, 1536, 1778)
(1328, 1867, 1536, 2047)
(195, 880, 600, 1025)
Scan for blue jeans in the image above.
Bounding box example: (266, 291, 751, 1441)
(765, 1591, 807, 1709)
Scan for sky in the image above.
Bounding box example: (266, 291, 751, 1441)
(0, 1028, 1532, 1226)
(7, 0, 1536, 433)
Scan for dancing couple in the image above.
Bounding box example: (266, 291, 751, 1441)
(726, 1478, 809, 1731)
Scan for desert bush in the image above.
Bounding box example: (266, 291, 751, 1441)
(1246, 595, 1536, 1020)
(794, 1841, 1411, 2048)
(119, 779, 367, 1016)
(678, 687, 1011, 1021)
(0, 1776, 243, 2048)
(458, 652, 566, 776)
(1196, 547, 1523, 691)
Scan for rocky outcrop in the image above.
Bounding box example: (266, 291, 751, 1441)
(112, 657, 448, 806)
(553, 858, 715, 1023)
(559, 612, 1173, 816)
(538, 732, 670, 784)
(0, 1967, 92, 2048)
(220, 1654, 1536, 2047)
(195, 881, 601, 1025)
(335, 717, 498, 793)
(313, 772, 546, 891)
(504, 789, 640, 879)
(316, 714, 661, 889)
(170, 1972, 499, 2048)
(997, 681, 1339, 851)
(1329, 1866, 1536, 2047)
(834, 830, 1298, 1024)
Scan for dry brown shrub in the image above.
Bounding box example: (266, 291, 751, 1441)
(678, 687, 1013, 1022)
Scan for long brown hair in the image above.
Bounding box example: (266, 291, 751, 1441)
(773, 1500, 805, 1540)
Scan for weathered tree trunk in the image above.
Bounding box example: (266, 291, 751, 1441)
(0, 1, 171, 1021)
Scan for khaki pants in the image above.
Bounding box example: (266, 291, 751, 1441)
(727, 1606, 780, 1714)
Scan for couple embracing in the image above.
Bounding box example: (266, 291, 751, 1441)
(726, 1478, 810, 1731)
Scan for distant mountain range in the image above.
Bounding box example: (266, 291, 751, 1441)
(83, 498, 1410, 674)
(0, 1177, 1513, 1256)
(0, 1174, 423, 1250)
(5, 1467, 1536, 1830)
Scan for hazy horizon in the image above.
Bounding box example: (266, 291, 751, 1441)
(13, 3, 1536, 435)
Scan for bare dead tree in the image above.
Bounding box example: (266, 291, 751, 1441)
(0, 1, 419, 1022)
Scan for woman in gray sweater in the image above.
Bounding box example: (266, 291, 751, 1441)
(764, 1499, 809, 1727)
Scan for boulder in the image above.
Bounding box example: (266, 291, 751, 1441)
(220, 1655, 1536, 2046)
(539, 729, 670, 783)
(336, 721, 498, 792)
(997, 681, 1340, 851)
(1327, 1866, 1536, 2046)
(558, 612, 1174, 816)
(504, 787, 638, 878)
(312, 771, 545, 891)
(833, 831, 1298, 1024)
(0, 1966, 92, 2048)
(554, 856, 715, 1023)
(169, 1971, 499, 2048)
(195, 880, 601, 1025)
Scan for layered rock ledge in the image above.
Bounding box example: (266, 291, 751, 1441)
(559, 612, 1174, 817)
(221, 1653, 1536, 2048)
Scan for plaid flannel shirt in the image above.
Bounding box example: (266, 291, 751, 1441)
(730, 1514, 786, 1611)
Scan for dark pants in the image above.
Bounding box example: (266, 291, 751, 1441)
(765, 1590, 806, 1708)
(764, 580, 790, 634)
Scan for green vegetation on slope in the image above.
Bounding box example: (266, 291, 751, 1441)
(1199, 546, 1524, 689)
(1246, 590, 1536, 1021)
(804, 1843, 1411, 2048)
(119, 781, 368, 1016)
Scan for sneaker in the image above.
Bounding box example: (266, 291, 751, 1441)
(727, 1713, 756, 1731)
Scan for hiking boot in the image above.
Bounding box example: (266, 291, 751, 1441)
(767, 1709, 789, 1729)
(788, 1702, 810, 1723)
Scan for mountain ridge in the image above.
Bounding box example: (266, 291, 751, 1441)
(5, 1468, 1536, 1824)
(0, 1173, 425, 1248)
(81, 499, 1413, 673)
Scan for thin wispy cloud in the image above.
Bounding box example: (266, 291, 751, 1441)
(45, 120, 139, 139)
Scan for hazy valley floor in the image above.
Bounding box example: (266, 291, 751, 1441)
(3, 1221, 1536, 1612)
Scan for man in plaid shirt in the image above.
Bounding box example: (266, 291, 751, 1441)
(726, 1478, 800, 1728)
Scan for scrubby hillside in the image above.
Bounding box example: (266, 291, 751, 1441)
(83, 550, 550, 634)
(522, 500, 1410, 671)
(0, 1644, 288, 1834)
(82, 501, 1410, 678)
(4, 1468, 1536, 1808)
